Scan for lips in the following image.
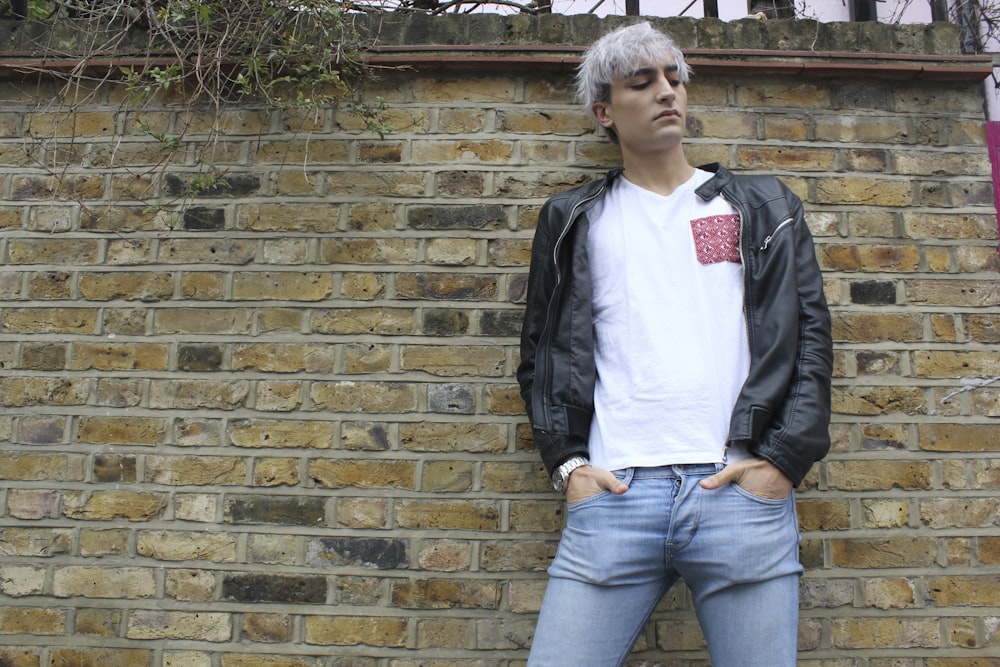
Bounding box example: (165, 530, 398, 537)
(655, 109, 680, 120)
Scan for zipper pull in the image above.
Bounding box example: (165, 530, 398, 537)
(759, 217, 794, 252)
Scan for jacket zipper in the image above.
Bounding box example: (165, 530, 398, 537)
(760, 217, 794, 252)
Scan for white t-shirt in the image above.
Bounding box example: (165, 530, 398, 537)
(586, 169, 751, 471)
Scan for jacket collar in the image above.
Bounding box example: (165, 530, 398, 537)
(693, 162, 732, 200)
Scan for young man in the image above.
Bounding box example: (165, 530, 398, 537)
(517, 21, 833, 667)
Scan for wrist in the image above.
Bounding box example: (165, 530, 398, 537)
(551, 456, 589, 492)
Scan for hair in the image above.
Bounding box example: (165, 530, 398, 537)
(575, 22, 693, 143)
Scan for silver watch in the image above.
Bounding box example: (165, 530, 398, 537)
(552, 456, 589, 493)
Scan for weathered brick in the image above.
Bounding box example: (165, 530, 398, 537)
(304, 616, 407, 647)
(78, 272, 174, 301)
(127, 610, 231, 642)
(306, 537, 408, 569)
(53, 567, 156, 599)
(222, 573, 326, 603)
(831, 538, 937, 568)
(63, 491, 166, 521)
(309, 459, 416, 490)
(146, 456, 246, 486)
(395, 500, 499, 531)
(225, 495, 326, 526)
(138, 531, 238, 562)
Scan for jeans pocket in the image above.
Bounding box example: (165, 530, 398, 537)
(730, 481, 792, 506)
(566, 468, 633, 511)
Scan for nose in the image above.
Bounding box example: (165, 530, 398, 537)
(655, 77, 676, 102)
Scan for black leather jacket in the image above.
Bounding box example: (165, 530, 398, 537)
(517, 163, 833, 486)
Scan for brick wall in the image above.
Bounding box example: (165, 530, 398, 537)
(0, 13, 998, 666)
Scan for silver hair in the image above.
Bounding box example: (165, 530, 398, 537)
(575, 22, 693, 143)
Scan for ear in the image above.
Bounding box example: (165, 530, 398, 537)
(592, 101, 614, 129)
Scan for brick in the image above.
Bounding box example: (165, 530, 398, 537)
(423, 308, 470, 336)
(312, 307, 415, 335)
(0, 377, 92, 406)
(149, 380, 250, 410)
(166, 573, 217, 607)
(831, 617, 938, 649)
(861, 499, 910, 528)
(927, 575, 1000, 606)
(27, 271, 72, 299)
(53, 566, 155, 600)
(413, 139, 514, 164)
(225, 495, 326, 526)
(0, 565, 45, 597)
(400, 422, 507, 453)
(425, 238, 477, 265)
(401, 345, 504, 376)
(0, 452, 85, 482)
(309, 459, 416, 490)
(233, 343, 335, 373)
(826, 460, 931, 491)
(75, 608, 122, 638)
(907, 279, 1000, 307)
(1, 307, 98, 334)
(233, 272, 332, 301)
(920, 424, 1000, 452)
(304, 616, 407, 647)
(229, 419, 332, 449)
(335, 498, 388, 529)
(343, 343, 391, 373)
(63, 491, 166, 521)
(160, 239, 256, 264)
(326, 170, 426, 197)
(416, 540, 472, 572)
(831, 386, 925, 416)
(138, 531, 238, 562)
(0, 527, 71, 557)
(831, 537, 937, 568)
(391, 579, 499, 610)
(306, 537, 407, 569)
(79, 272, 174, 302)
(920, 498, 1000, 529)
(820, 244, 921, 271)
(93, 454, 138, 483)
(797, 499, 851, 531)
(254, 139, 349, 166)
(127, 610, 231, 642)
(253, 458, 299, 487)
(18, 343, 64, 371)
(7, 489, 59, 519)
(70, 343, 169, 371)
(396, 273, 497, 300)
(222, 573, 326, 604)
(155, 308, 252, 334)
(49, 649, 152, 667)
(310, 382, 417, 413)
(395, 500, 499, 531)
(913, 351, 1000, 378)
(146, 456, 246, 486)
(80, 529, 129, 557)
(241, 613, 293, 644)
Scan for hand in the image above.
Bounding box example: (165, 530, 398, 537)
(564, 464, 628, 504)
(699, 458, 792, 500)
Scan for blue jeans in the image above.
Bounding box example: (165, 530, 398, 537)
(527, 464, 802, 667)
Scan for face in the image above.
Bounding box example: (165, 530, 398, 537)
(592, 56, 688, 154)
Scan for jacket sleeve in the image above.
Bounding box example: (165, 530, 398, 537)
(517, 201, 556, 427)
(752, 190, 834, 485)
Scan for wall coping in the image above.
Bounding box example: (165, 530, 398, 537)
(366, 44, 993, 81)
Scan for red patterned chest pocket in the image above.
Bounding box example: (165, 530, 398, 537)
(690, 214, 741, 265)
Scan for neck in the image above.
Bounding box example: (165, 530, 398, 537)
(619, 144, 695, 197)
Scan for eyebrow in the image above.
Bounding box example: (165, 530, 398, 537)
(625, 64, 680, 79)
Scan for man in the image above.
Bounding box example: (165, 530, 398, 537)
(516, 21, 833, 667)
